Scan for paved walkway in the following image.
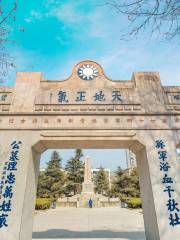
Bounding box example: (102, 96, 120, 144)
(32, 207, 146, 240)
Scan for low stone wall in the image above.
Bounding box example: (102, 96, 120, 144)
(57, 202, 77, 208)
(57, 195, 120, 208)
(100, 201, 120, 207)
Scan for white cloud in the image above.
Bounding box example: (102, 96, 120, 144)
(25, 1, 87, 25)
(50, 2, 85, 24)
(7, 41, 180, 87)
(17, 1, 180, 87)
(25, 10, 45, 23)
(97, 42, 180, 86)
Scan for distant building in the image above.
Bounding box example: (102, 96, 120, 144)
(92, 168, 111, 187)
(125, 150, 137, 171)
(39, 168, 45, 172)
(39, 168, 67, 174)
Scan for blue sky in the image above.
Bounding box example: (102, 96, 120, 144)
(7, 0, 180, 169)
(41, 149, 127, 171)
(8, 0, 180, 85)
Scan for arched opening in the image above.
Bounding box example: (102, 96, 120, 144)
(28, 138, 155, 240)
(32, 148, 145, 240)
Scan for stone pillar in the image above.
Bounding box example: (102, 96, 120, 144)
(0, 131, 41, 240)
(10, 72, 42, 113)
(82, 156, 94, 193)
(135, 130, 180, 240)
(84, 156, 92, 183)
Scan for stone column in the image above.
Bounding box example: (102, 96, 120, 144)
(84, 156, 92, 183)
(0, 131, 41, 240)
(82, 156, 94, 193)
(135, 130, 180, 240)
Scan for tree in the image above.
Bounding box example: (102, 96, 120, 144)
(37, 151, 65, 199)
(129, 167, 141, 196)
(94, 166, 110, 196)
(104, 0, 180, 40)
(0, 1, 18, 83)
(65, 149, 84, 196)
(111, 166, 140, 199)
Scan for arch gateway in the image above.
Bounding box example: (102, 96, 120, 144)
(0, 60, 180, 240)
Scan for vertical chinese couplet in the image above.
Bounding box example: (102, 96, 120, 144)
(155, 139, 180, 227)
(0, 140, 22, 229)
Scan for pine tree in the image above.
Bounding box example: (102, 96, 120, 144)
(37, 151, 65, 199)
(94, 166, 109, 196)
(37, 172, 48, 197)
(112, 166, 140, 199)
(65, 149, 84, 195)
(129, 167, 140, 197)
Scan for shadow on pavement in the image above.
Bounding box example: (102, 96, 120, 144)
(32, 229, 145, 239)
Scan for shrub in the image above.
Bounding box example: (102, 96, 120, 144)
(126, 197, 142, 209)
(120, 196, 131, 202)
(35, 198, 51, 210)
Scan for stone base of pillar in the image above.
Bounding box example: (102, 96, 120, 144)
(82, 182, 94, 194)
(57, 193, 120, 208)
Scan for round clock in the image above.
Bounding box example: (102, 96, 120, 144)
(77, 64, 99, 80)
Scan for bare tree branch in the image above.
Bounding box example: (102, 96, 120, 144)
(0, 1, 18, 84)
(104, 0, 180, 40)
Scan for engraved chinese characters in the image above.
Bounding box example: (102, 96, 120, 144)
(58, 90, 122, 103)
(155, 140, 180, 227)
(0, 141, 22, 228)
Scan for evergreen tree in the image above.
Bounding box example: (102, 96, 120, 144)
(112, 166, 140, 199)
(94, 166, 109, 196)
(37, 151, 65, 199)
(129, 167, 140, 197)
(37, 172, 48, 197)
(65, 149, 84, 195)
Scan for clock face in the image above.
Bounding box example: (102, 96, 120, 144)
(77, 64, 99, 80)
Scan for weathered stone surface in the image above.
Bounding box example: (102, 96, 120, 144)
(0, 60, 180, 240)
(82, 156, 94, 194)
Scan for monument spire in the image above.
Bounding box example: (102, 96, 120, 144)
(84, 156, 92, 183)
(82, 156, 94, 193)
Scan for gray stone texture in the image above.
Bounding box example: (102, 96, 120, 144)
(82, 156, 94, 194)
(0, 60, 180, 240)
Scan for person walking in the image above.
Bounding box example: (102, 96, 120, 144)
(88, 198, 93, 208)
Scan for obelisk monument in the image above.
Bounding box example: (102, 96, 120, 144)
(82, 156, 94, 193)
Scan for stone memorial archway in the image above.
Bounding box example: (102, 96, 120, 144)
(0, 60, 180, 240)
